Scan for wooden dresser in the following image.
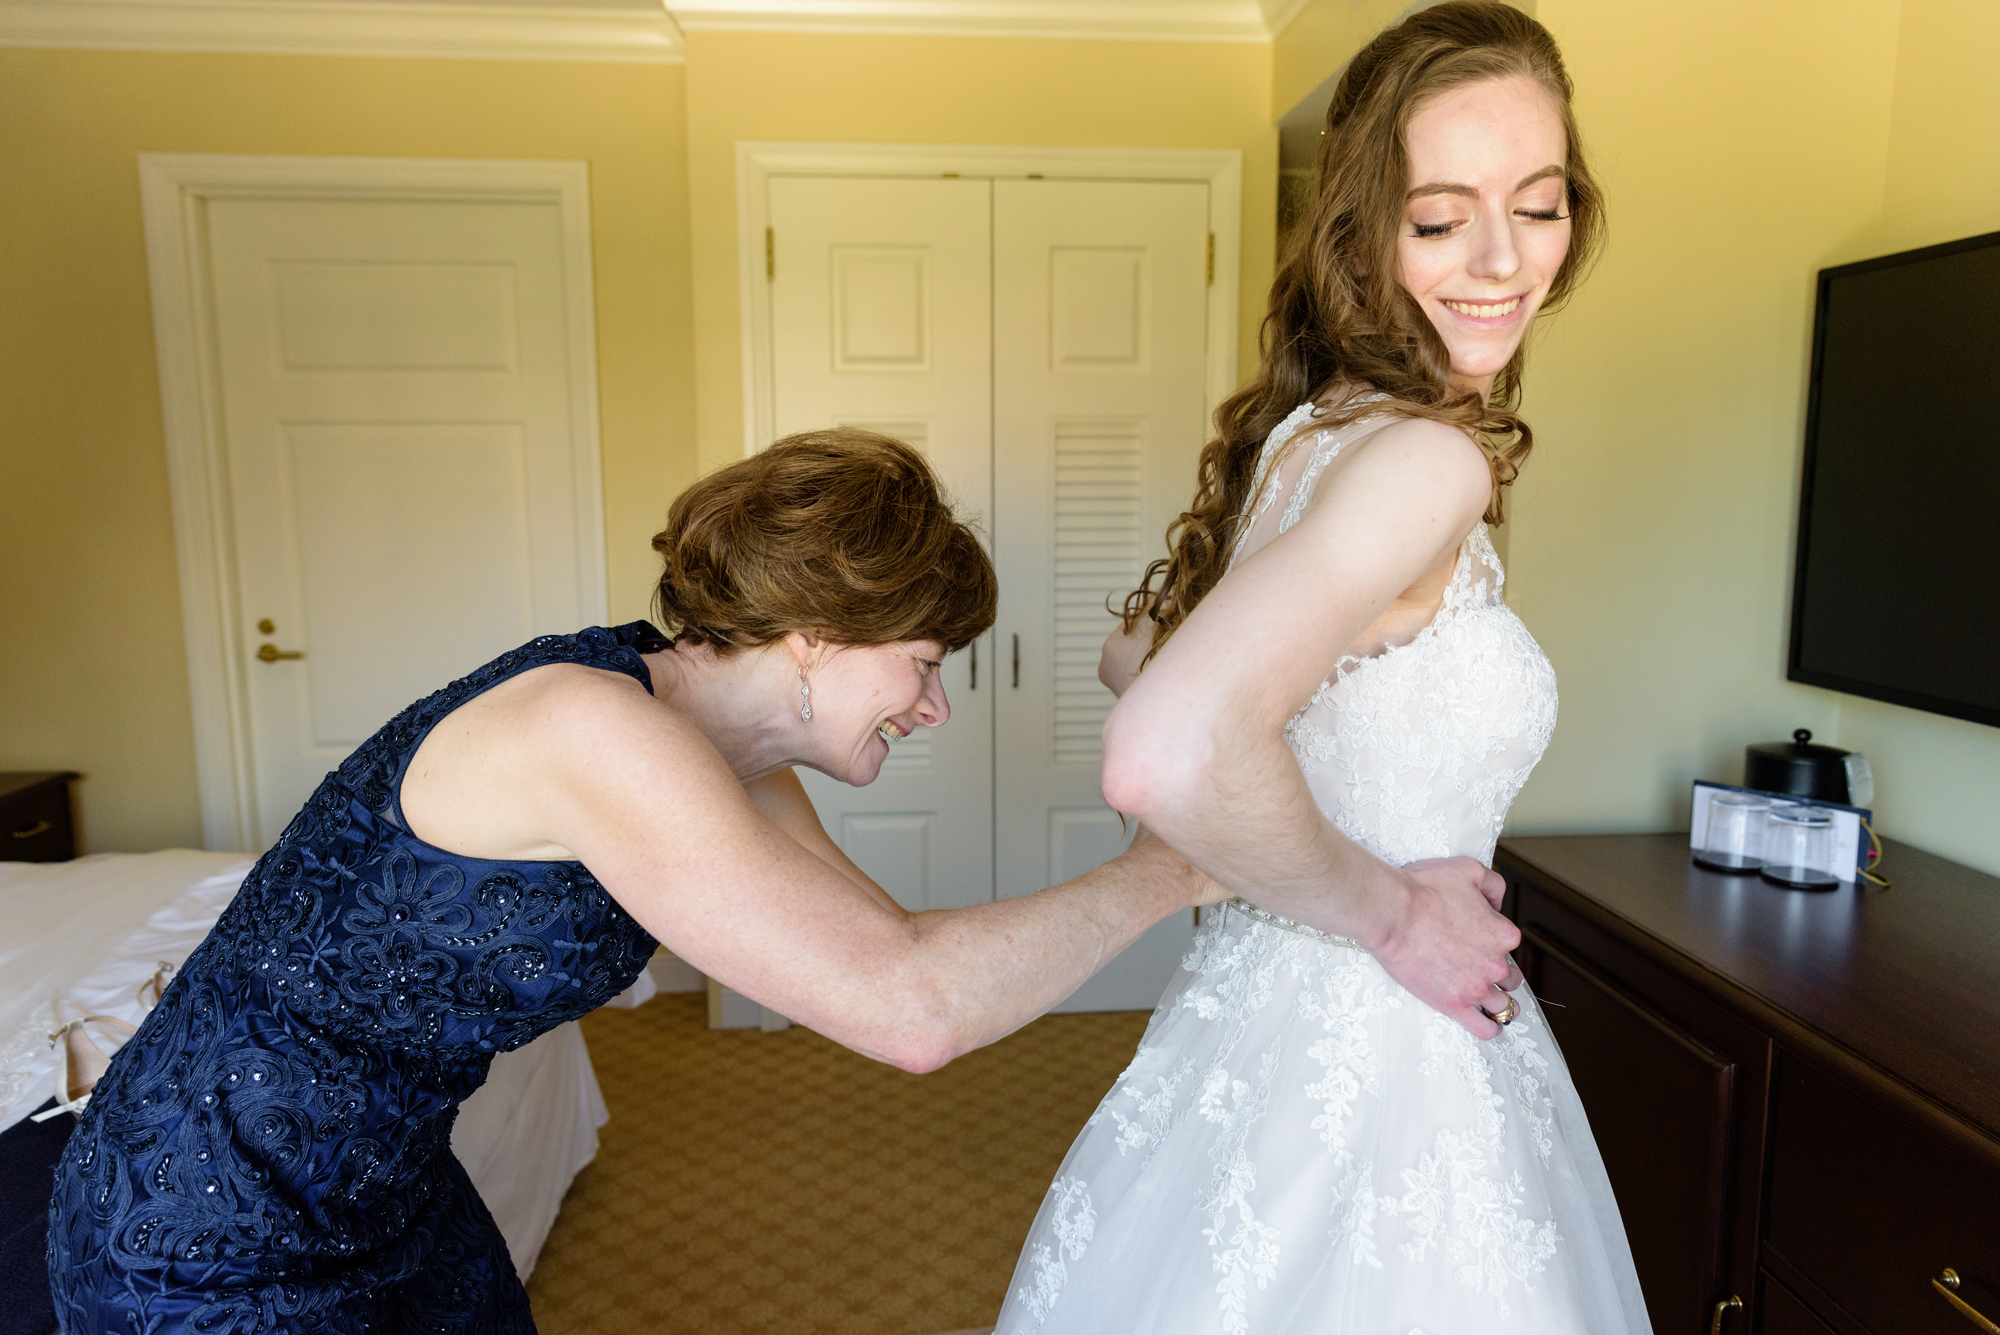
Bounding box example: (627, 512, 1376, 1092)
(0, 770, 79, 861)
(1498, 833, 2000, 1335)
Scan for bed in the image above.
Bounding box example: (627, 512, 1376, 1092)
(0, 850, 649, 1330)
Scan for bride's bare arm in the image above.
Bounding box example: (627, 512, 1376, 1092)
(525, 675, 1209, 1073)
(1100, 417, 1521, 1038)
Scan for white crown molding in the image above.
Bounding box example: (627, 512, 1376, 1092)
(0, 0, 685, 63)
(667, 0, 1270, 44)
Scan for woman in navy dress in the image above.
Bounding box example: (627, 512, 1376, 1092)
(48, 430, 1221, 1333)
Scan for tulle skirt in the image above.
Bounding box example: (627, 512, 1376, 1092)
(994, 901, 1652, 1335)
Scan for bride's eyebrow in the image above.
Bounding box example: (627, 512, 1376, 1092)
(1405, 165, 1566, 201)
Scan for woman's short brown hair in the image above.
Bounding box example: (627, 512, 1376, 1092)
(652, 429, 997, 653)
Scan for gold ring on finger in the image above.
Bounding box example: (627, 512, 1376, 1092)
(1480, 991, 1520, 1027)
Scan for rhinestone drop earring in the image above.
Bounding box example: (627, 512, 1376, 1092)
(798, 666, 812, 722)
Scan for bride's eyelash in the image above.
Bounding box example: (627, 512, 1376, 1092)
(1412, 210, 1570, 238)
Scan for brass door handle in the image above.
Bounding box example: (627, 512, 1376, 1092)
(1936, 1270, 2000, 1333)
(256, 643, 304, 662)
(1709, 1295, 1742, 1334)
(11, 820, 51, 840)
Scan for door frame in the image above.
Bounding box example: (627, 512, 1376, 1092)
(138, 152, 610, 852)
(735, 141, 1243, 459)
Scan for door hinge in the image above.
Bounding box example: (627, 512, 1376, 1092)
(765, 227, 774, 281)
(1206, 232, 1215, 285)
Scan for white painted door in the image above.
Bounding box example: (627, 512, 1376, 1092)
(203, 196, 601, 851)
(991, 179, 1213, 1010)
(767, 176, 996, 912)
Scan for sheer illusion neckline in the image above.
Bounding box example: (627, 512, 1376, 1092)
(1231, 398, 1501, 685)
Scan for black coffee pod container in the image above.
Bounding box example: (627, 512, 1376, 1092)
(1745, 729, 1853, 804)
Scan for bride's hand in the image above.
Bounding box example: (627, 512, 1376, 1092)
(1370, 856, 1524, 1040)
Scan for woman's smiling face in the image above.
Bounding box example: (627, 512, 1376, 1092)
(804, 640, 951, 786)
(1397, 74, 1573, 398)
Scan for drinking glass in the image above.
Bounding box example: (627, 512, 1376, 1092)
(1694, 793, 1769, 873)
(1761, 804, 1839, 890)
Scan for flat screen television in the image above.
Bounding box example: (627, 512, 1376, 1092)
(1789, 229, 2000, 729)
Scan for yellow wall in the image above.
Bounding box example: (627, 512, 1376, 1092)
(1828, 0, 2000, 874)
(0, 48, 695, 852)
(10, 5, 1995, 873)
(1273, 0, 1387, 118)
(1271, 0, 1538, 122)
(680, 29, 1277, 475)
(1502, 0, 1896, 836)
(1487, 0, 2000, 877)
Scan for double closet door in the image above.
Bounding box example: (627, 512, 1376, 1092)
(767, 173, 1211, 1010)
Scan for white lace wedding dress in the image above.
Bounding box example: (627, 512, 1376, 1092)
(993, 402, 1653, 1335)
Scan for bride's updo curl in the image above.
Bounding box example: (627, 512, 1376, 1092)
(1122, 0, 1603, 660)
(653, 428, 997, 653)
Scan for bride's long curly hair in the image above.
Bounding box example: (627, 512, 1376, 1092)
(1121, 0, 1603, 659)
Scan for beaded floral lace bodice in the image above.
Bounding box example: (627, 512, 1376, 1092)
(1233, 400, 1558, 871)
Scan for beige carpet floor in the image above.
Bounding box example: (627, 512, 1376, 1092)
(526, 993, 1150, 1335)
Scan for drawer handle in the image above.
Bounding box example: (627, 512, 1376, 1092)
(1936, 1270, 2000, 1334)
(1709, 1295, 1742, 1334)
(11, 820, 51, 840)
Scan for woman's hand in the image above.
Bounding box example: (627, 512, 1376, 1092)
(1098, 617, 1153, 699)
(1370, 857, 1523, 1041)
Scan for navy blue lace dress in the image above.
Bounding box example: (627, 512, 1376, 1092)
(48, 624, 666, 1334)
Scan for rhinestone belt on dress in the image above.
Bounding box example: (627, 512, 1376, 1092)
(1221, 898, 1367, 951)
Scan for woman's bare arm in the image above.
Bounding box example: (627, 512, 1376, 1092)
(1100, 418, 1520, 1038)
(740, 768, 906, 916)
(522, 674, 1207, 1073)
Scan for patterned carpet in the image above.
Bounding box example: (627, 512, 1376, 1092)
(526, 993, 1151, 1335)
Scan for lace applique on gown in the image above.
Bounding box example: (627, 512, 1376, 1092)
(994, 405, 1653, 1335)
(47, 625, 665, 1335)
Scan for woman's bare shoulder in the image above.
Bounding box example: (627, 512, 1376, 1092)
(399, 659, 706, 861)
(510, 659, 715, 764)
(1325, 414, 1490, 515)
(422, 657, 721, 803)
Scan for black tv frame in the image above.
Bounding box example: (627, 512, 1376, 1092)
(1787, 227, 2000, 730)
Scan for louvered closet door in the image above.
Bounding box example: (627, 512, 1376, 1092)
(768, 175, 996, 912)
(991, 179, 1211, 1010)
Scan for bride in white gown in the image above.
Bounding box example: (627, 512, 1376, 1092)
(995, 5, 1651, 1333)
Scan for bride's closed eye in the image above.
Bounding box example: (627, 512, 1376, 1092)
(1410, 209, 1568, 238)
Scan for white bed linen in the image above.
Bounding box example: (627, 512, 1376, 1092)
(0, 851, 620, 1279)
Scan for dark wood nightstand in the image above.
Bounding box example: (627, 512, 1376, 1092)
(0, 771, 80, 861)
